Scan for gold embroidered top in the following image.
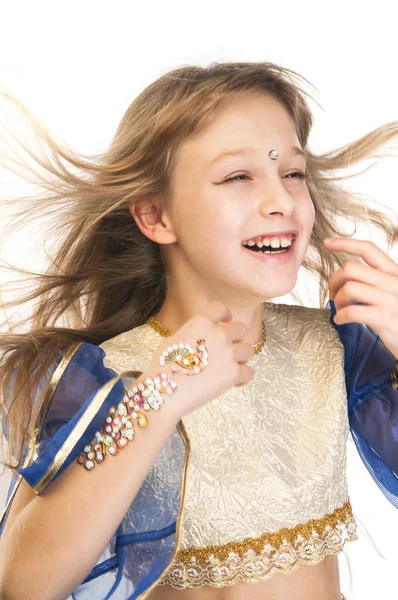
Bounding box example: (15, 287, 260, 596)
(99, 301, 358, 590)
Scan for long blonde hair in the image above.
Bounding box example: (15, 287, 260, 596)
(1, 60, 398, 475)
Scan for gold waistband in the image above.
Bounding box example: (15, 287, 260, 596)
(158, 501, 358, 589)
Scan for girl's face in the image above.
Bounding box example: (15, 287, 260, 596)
(167, 91, 315, 303)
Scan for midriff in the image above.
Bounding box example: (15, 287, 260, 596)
(147, 554, 342, 600)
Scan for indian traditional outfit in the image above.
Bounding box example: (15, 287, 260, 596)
(1, 299, 397, 599)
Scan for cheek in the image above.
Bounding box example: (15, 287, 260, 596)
(174, 199, 221, 253)
(180, 193, 240, 243)
(295, 196, 315, 255)
(178, 209, 240, 271)
(302, 194, 316, 229)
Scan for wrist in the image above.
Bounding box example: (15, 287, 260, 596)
(77, 368, 181, 470)
(133, 368, 184, 425)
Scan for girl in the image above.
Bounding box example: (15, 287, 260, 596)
(0, 61, 397, 600)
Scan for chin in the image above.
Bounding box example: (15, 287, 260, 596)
(254, 279, 297, 300)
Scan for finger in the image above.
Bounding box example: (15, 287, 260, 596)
(328, 261, 398, 301)
(332, 304, 398, 357)
(333, 280, 398, 313)
(233, 343, 256, 363)
(324, 238, 398, 275)
(222, 321, 247, 343)
(235, 364, 255, 387)
(204, 301, 232, 324)
(332, 304, 385, 330)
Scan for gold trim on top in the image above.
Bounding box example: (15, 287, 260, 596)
(146, 317, 267, 355)
(138, 419, 191, 600)
(158, 501, 358, 589)
(172, 500, 353, 563)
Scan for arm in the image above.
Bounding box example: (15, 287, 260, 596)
(328, 299, 398, 508)
(0, 342, 183, 600)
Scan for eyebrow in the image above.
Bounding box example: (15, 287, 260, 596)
(209, 145, 306, 165)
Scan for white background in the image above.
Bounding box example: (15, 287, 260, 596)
(1, 1, 398, 598)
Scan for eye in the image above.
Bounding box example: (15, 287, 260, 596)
(223, 173, 251, 183)
(222, 171, 306, 184)
(285, 171, 306, 180)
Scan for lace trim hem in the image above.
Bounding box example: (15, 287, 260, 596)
(158, 501, 358, 589)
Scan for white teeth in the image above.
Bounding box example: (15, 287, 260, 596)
(243, 236, 293, 247)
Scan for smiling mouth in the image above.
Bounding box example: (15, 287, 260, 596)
(244, 237, 296, 255)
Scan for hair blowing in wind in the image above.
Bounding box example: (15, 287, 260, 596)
(0, 61, 398, 475)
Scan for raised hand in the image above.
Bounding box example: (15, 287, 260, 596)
(324, 237, 398, 360)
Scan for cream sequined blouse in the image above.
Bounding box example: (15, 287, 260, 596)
(100, 302, 358, 589)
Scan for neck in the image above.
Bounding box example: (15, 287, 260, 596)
(152, 247, 273, 344)
(152, 292, 266, 347)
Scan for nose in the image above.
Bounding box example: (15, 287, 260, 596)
(259, 176, 296, 218)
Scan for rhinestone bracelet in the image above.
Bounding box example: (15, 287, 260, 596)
(77, 371, 177, 470)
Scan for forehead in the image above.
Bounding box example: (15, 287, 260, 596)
(175, 92, 300, 168)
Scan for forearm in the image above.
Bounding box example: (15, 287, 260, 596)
(0, 373, 181, 600)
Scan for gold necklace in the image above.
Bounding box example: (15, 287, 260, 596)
(146, 316, 267, 354)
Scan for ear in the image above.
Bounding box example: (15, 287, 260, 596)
(129, 199, 177, 244)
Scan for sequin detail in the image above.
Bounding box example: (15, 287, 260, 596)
(159, 339, 209, 376)
(76, 372, 176, 469)
(158, 501, 358, 589)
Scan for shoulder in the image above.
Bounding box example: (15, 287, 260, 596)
(99, 322, 160, 375)
(262, 301, 336, 338)
(259, 302, 344, 366)
(36, 341, 118, 437)
(263, 301, 330, 317)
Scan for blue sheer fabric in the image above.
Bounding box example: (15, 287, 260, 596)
(1, 301, 398, 598)
(20, 343, 126, 489)
(327, 299, 398, 508)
